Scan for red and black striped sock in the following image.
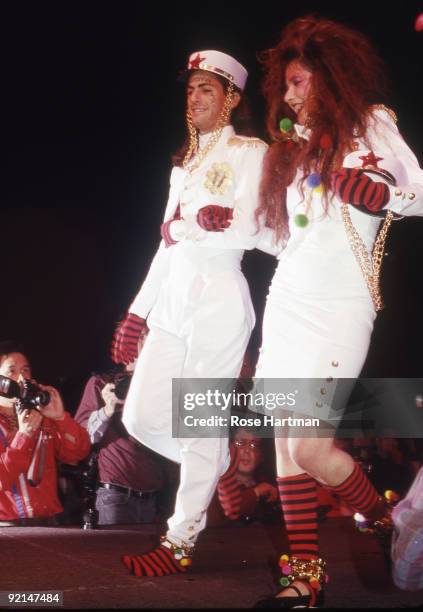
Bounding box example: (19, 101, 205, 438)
(217, 447, 242, 520)
(278, 473, 319, 560)
(121, 541, 191, 577)
(329, 462, 380, 518)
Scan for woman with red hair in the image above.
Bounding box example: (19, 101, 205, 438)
(253, 15, 423, 608)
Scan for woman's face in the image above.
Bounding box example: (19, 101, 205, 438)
(232, 430, 263, 475)
(283, 61, 313, 126)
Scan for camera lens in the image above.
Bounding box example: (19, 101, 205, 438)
(33, 390, 51, 407)
(0, 375, 21, 399)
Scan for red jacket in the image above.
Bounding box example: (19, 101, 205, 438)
(0, 412, 90, 520)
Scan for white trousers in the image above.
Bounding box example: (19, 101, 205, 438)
(122, 321, 251, 544)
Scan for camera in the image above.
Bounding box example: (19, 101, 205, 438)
(113, 372, 132, 401)
(0, 374, 51, 411)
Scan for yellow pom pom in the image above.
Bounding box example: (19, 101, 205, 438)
(180, 557, 192, 567)
(385, 490, 399, 502)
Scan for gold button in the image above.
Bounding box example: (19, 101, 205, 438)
(331, 361, 339, 367)
(395, 189, 402, 197)
(408, 193, 416, 200)
(316, 401, 323, 408)
(320, 388, 327, 395)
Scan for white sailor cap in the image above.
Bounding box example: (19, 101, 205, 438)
(187, 50, 248, 91)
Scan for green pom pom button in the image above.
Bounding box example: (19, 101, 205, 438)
(294, 213, 309, 228)
(279, 118, 293, 133)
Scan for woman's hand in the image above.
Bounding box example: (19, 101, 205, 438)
(332, 167, 390, 212)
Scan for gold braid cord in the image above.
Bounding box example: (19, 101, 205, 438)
(341, 204, 394, 311)
(182, 82, 235, 173)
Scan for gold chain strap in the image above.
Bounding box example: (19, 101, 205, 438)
(182, 82, 235, 174)
(279, 554, 327, 590)
(341, 204, 394, 311)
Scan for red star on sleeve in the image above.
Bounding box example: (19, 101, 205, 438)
(359, 151, 384, 168)
(189, 54, 206, 70)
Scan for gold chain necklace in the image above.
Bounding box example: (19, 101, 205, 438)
(341, 204, 394, 311)
(183, 82, 234, 174)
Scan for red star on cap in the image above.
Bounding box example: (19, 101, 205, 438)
(359, 151, 384, 168)
(189, 53, 206, 70)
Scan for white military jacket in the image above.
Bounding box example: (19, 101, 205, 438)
(130, 125, 273, 333)
(274, 107, 423, 302)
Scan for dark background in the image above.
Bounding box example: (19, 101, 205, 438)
(1, 1, 422, 410)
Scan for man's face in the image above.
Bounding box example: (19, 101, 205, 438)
(0, 352, 32, 382)
(0, 352, 31, 410)
(187, 71, 228, 134)
(284, 61, 313, 126)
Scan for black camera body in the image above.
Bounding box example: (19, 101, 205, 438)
(0, 375, 50, 412)
(113, 372, 132, 401)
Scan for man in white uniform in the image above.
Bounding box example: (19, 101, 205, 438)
(111, 50, 272, 576)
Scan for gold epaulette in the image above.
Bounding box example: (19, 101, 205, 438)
(227, 135, 268, 149)
(370, 104, 398, 124)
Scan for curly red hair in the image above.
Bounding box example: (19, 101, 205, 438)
(257, 15, 388, 242)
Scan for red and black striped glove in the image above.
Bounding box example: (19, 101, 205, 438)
(197, 205, 234, 232)
(332, 167, 390, 212)
(160, 219, 178, 247)
(160, 205, 181, 247)
(111, 313, 148, 365)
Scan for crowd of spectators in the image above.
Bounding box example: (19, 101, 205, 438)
(0, 338, 422, 591)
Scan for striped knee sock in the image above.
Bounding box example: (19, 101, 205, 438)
(121, 540, 192, 577)
(329, 462, 382, 519)
(217, 446, 242, 520)
(278, 473, 319, 560)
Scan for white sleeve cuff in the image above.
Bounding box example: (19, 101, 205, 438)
(169, 217, 207, 242)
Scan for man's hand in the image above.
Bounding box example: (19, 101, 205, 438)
(160, 219, 178, 247)
(111, 312, 148, 365)
(17, 408, 43, 437)
(38, 385, 66, 421)
(197, 205, 234, 231)
(101, 382, 124, 418)
(332, 167, 390, 212)
(160, 204, 181, 247)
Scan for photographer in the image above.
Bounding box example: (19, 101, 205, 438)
(0, 341, 90, 525)
(74, 364, 163, 525)
(207, 426, 279, 527)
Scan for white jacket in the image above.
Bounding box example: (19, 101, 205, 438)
(129, 125, 273, 333)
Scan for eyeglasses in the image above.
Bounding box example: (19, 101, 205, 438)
(234, 440, 261, 449)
